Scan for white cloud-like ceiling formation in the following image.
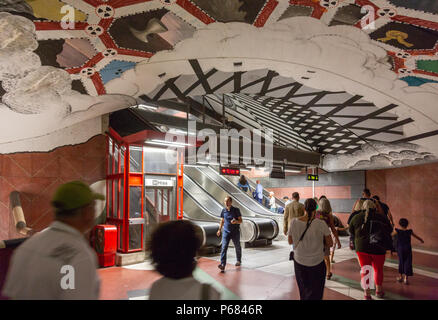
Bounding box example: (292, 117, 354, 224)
(0, 12, 135, 152)
(106, 17, 438, 158)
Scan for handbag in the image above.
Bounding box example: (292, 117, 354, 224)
(289, 218, 314, 261)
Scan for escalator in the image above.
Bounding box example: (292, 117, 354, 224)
(184, 166, 279, 241)
(183, 175, 260, 243)
(225, 173, 285, 209)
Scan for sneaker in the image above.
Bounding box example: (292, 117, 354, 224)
(235, 261, 241, 267)
(218, 264, 225, 271)
(364, 295, 373, 300)
(376, 291, 385, 298)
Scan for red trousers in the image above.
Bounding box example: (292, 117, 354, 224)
(356, 252, 386, 287)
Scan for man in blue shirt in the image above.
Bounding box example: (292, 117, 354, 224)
(217, 196, 242, 272)
(255, 180, 263, 204)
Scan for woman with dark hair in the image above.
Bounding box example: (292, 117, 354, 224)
(349, 200, 392, 300)
(148, 220, 221, 300)
(237, 175, 251, 193)
(316, 198, 341, 280)
(288, 198, 333, 300)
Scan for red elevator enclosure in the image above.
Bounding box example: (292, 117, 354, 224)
(106, 128, 184, 253)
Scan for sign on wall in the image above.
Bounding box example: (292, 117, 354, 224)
(144, 178, 174, 187)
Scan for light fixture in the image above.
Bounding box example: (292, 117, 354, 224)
(167, 128, 196, 136)
(284, 169, 302, 173)
(145, 139, 191, 147)
(137, 104, 158, 111)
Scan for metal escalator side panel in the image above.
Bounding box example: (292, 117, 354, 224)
(183, 174, 257, 243)
(201, 166, 275, 216)
(200, 166, 280, 240)
(240, 219, 258, 243)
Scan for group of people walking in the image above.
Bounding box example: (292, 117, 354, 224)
(1, 179, 425, 301)
(228, 175, 427, 300)
(348, 189, 424, 299)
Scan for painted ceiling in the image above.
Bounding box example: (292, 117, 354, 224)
(0, 0, 438, 171)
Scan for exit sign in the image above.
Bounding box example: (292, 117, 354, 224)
(219, 167, 240, 176)
(307, 174, 319, 181)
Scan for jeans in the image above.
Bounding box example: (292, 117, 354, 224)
(294, 260, 326, 300)
(220, 230, 241, 266)
(257, 197, 263, 204)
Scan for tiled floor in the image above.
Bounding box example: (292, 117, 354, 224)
(97, 236, 438, 300)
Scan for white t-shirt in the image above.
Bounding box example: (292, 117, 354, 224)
(288, 218, 331, 267)
(149, 276, 221, 300)
(269, 197, 276, 208)
(2, 221, 100, 300)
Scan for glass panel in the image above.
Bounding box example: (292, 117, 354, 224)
(143, 147, 177, 174)
(120, 146, 125, 173)
(129, 224, 142, 250)
(108, 180, 113, 217)
(113, 180, 118, 218)
(129, 186, 142, 219)
(129, 146, 142, 172)
(114, 145, 119, 174)
(108, 138, 113, 175)
(119, 178, 124, 219)
(157, 189, 162, 215)
(163, 189, 168, 216)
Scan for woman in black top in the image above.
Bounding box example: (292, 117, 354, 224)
(349, 200, 392, 300)
(347, 199, 365, 250)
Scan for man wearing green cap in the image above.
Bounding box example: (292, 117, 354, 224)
(2, 181, 105, 300)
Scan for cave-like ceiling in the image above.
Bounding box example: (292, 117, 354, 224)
(1, 0, 438, 171)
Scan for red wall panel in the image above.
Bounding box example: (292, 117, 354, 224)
(266, 186, 352, 201)
(0, 135, 107, 240)
(366, 162, 438, 251)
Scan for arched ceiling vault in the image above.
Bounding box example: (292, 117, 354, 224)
(0, 0, 438, 171)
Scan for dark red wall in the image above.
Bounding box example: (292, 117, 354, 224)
(367, 162, 438, 251)
(0, 135, 107, 240)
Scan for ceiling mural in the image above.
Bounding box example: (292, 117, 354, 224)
(0, 0, 437, 171)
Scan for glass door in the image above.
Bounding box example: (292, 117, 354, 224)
(144, 184, 175, 243)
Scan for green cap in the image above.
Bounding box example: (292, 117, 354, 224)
(52, 181, 105, 211)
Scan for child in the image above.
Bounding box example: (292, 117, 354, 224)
(330, 215, 349, 263)
(392, 218, 424, 285)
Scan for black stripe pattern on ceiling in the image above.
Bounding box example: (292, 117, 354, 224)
(142, 59, 438, 156)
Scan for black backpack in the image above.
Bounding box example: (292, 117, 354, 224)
(368, 217, 392, 251)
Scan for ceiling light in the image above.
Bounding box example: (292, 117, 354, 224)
(284, 169, 302, 173)
(145, 139, 191, 147)
(167, 128, 196, 136)
(137, 104, 157, 111)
